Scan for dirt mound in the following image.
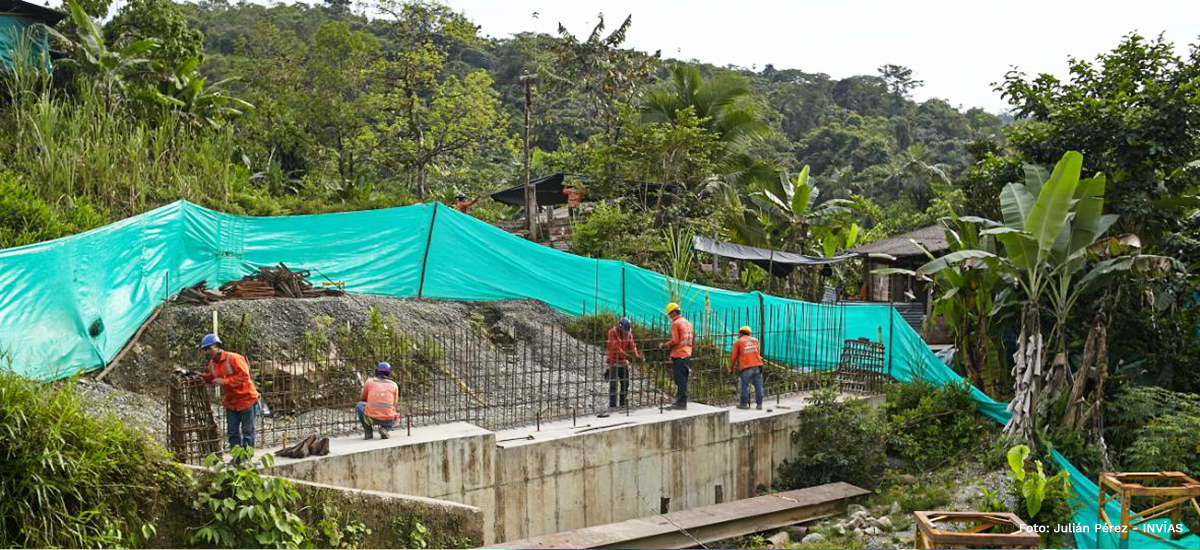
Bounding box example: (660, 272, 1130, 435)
(104, 296, 573, 400)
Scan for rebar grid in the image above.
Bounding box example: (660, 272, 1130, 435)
(166, 302, 886, 463)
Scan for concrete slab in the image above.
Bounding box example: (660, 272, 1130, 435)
(257, 421, 493, 467)
(493, 403, 724, 448)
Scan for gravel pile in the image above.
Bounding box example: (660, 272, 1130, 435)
(73, 378, 169, 446)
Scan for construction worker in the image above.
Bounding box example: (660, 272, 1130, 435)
(600, 317, 642, 418)
(454, 192, 476, 213)
(659, 302, 693, 410)
(357, 361, 399, 440)
(199, 334, 261, 453)
(730, 326, 765, 410)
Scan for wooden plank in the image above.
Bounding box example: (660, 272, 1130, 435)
(96, 305, 163, 382)
(486, 482, 869, 549)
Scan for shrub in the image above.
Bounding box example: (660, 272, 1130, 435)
(876, 473, 953, 512)
(1105, 385, 1200, 474)
(0, 172, 106, 248)
(0, 370, 187, 548)
(1004, 445, 1075, 547)
(885, 379, 985, 470)
(777, 386, 888, 489)
(191, 448, 369, 548)
(570, 200, 661, 263)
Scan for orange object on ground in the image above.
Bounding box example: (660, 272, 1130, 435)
(202, 351, 260, 411)
(360, 377, 399, 421)
(605, 326, 641, 364)
(730, 334, 764, 371)
(667, 315, 693, 359)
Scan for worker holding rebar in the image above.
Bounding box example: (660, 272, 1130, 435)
(600, 317, 641, 418)
(730, 326, 765, 410)
(660, 302, 693, 410)
(199, 334, 261, 454)
(357, 361, 399, 440)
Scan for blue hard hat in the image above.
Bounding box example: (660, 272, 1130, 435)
(618, 317, 632, 333)
(375, 361, 392, 372)
(199, 333, 222, 349)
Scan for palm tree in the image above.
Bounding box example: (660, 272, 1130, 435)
(886, 143, 951, 210)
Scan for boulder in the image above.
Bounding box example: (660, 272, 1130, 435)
(848, 503, 868, 514)
(890, 501, 903, 515)
(800, 533, 825, 544)
(864, 526, 882, 536)
(877, 516, 893, 531)
(896, 473, 919, 485)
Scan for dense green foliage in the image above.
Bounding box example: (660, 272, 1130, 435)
(0, 370, 187, 548)
(1105, 385, 1200, 476)
(885, 380, 986, 470)
(777, 386, 888, 490)
(192, 448, 369, 548)
(1004, 445, 1075, 547)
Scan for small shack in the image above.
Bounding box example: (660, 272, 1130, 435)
(850, 225, 950, 337)
(0, 0, 64, 72)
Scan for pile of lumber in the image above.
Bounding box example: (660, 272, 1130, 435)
(173, 263, 344, 304)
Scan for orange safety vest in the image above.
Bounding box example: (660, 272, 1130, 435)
(730, 335, 764, 371)
(360, 377, 399, 421)
(203, 351, 260, 412)
(668, 315, 693, 359)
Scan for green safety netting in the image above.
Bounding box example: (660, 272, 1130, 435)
(0, 200, 1189, 548)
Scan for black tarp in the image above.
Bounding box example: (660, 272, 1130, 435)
(490, 173, 571, 207)
(692, 235, 888, 278)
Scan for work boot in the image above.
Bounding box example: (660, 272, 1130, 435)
(756, 403, 763, 410)
(736, 404, 750, 410)
(378, 426, 390, 439)
(664, 403, 687, 411)
(598, 407, 615, 418)
(363, 427, 373, 440)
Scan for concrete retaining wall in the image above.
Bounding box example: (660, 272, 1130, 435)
(266, 392, 878, 544)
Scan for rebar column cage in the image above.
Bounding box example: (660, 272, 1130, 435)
(167, 372, 222, 464)
(835, 337, 887, 394)
(1097, 471, 1200, 547)
(165, 302, 891, 463)
(912, 511, 1040, 549)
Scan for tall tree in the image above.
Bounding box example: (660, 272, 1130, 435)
(878, 64, 923, 98)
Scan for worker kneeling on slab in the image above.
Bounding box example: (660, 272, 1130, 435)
(200, 334, 261, 455)
(357, 362, 399, 439)
(729, 326, 764, 410)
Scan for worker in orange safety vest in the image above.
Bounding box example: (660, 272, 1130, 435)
(729, 326, 765, 410)
(200, 333, 261, 452)
(659, 302, 693, 410)
(357, 361, 399, 439)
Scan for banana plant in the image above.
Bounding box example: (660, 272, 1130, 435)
(148, 56, 254, 128)
(912, 151, 1181, 441)
(49, 0, 159, 98)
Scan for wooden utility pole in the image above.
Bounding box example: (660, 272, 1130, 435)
(520, 73, 538, 241)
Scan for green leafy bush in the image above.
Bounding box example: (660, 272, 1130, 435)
(777, 386, 888, 489)
(571, 200, 661, 263)
(1004, 445, 1075, 547)
(1106, 385, 1200, 475)
(191, 448, 369, 548)
(885, 379, 985, 470)
(0, 370, 186, 548)
(0, 172, 106, 248)
(876, 474, 953, 512)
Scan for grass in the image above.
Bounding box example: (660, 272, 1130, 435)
(0, 369, 190, 548)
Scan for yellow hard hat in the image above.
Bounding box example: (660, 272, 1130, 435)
(665, 302, 680, 316)
(739, 326, 752, 335)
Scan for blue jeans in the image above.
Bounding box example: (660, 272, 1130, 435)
(671, 358, 690, 406)
(225, 401, 257, 450)
(356, 402, 395, 432)
(739, 367, 764, 406)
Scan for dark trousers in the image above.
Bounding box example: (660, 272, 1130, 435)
(671, 357, 690, 405)
(356, 402, 396, 435)
(605, 365, 630, 408)
(225, 402, 257, 450)
(739, 366, 764, 406)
